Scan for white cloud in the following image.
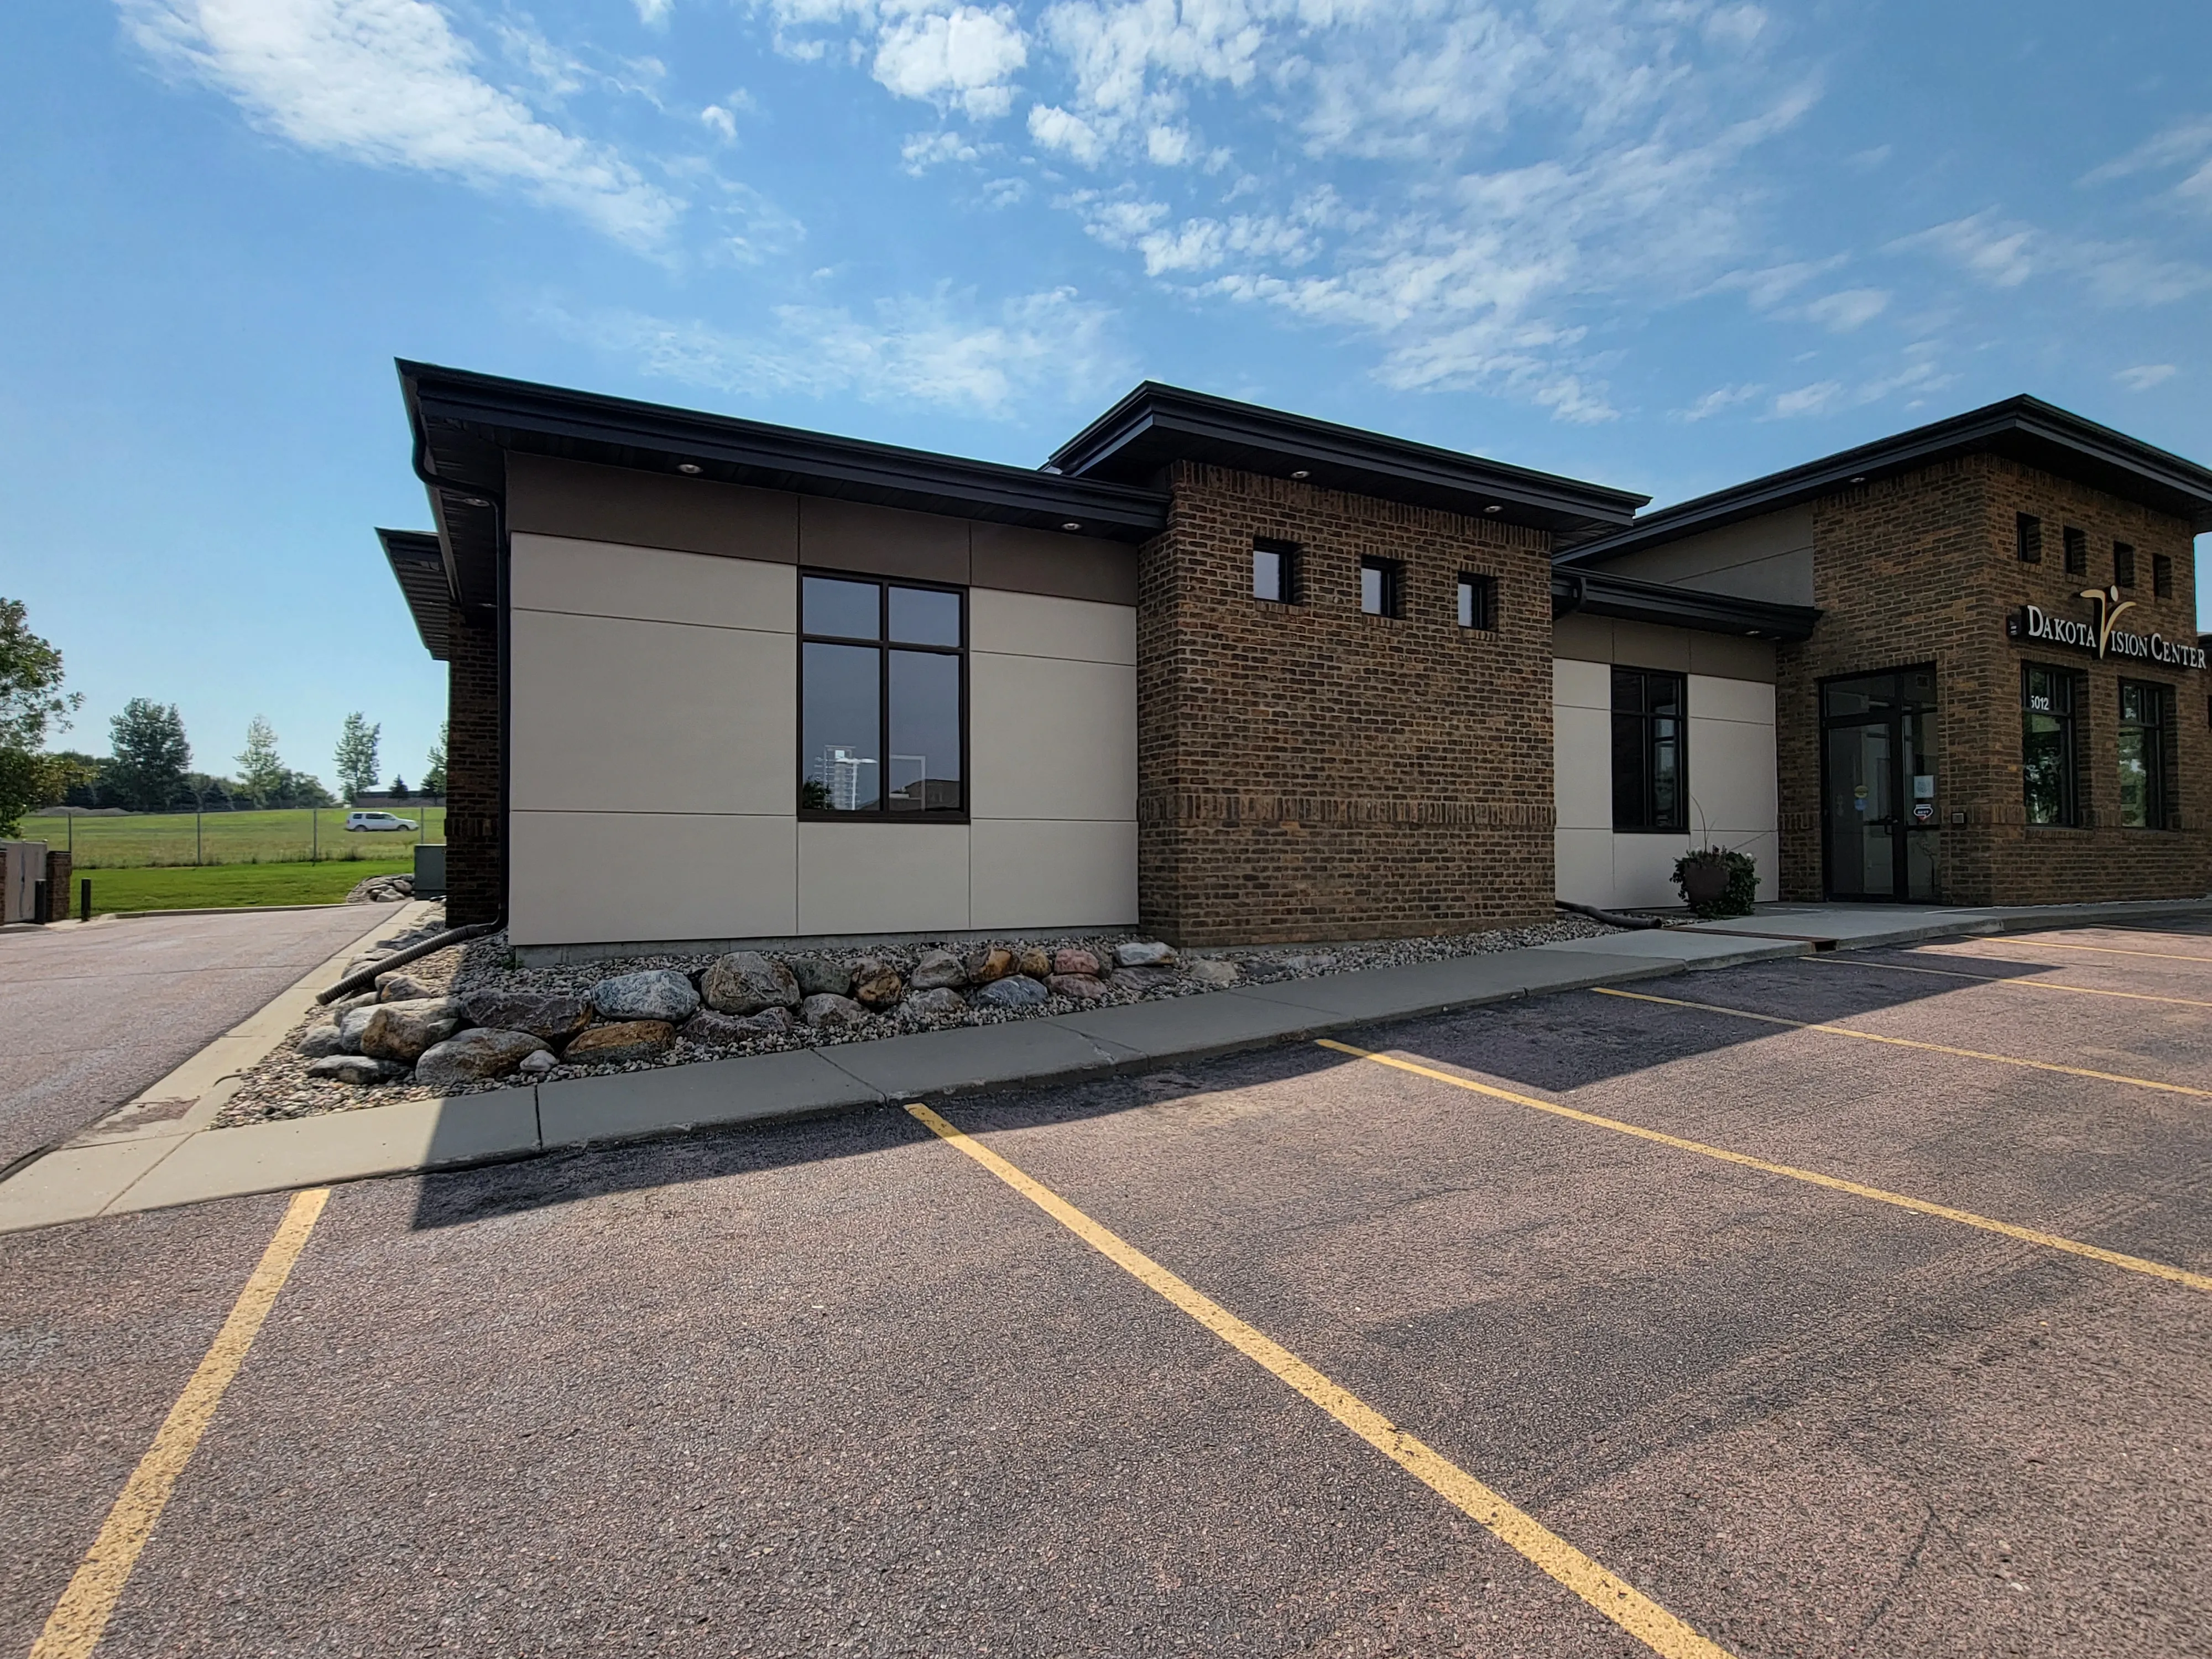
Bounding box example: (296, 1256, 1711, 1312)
(872, 1, 1029, 119)
(1889, 210, 2035, 288)
(2081, 114, 2212, 215)
(2116, 363, 2178, 391)
(550, 286, 1124, 414)
(1029, 101, 1107, 164)
(122, 0, 682, 249)
(1676, 382, 1761, 420)
(1771, 379, 1841, 418)
(900, 128, 980, 171)
(1890, 210, 2210, 309)
(634, 0, 674, 29)
(1714, 257, 1843, 310)
(1803, 286, 1888, 332)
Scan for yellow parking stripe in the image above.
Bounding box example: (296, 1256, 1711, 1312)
(32, 1188, 330, 1659)
(1590, 985, 2212, 1100)
(1815, 956, 2212, 1010)
(906, 1102, 1737, 1659)
(1938, 937, 2212, 967)
(1315, 1041, 2210, 1295)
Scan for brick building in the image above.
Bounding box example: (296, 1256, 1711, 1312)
(377, 368, 2211, 957)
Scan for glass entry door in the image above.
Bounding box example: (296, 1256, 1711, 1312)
(1821, 667, 1941, 901)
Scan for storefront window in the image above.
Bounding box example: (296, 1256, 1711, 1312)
(2117, 680, 2173, 829)
(1611, 667, 1685, 831)
(2021, 665, 2078, 827)
(800, 574, 965, 817)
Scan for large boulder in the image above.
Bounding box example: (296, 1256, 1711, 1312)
(459, 987, 592, 1044)
(375, 971, 440, 1003)
(682, 1007, 794, 1045)
(415, 1028, 551, 1089)
(1114, 940, 1177, 968)
(1113, 965, 1179, 994)
(565, 1020, 676, 1066)
(295, 1022, 348, 1059)
(1052, 947, 1101, 978)
(333, 1004, 378, 1053)
(306, 1054, 408, 1085)
(789, 957, 853, 998)
(590, 969, 700, 1024)
(905, 987, 967, 1019)
(850, 956, 905, 1009)
(1046, 973, 1112, 1005)
(1186, 958, 1240, 988)
(964, 946, 1016, 984)
(799, 993, 869, 1032)
(345, 874, 413, 904)
(701, 952, 801, 1015)
(1015, 945, 1053, 980)
(359, 997, 465, 1065)
(909, 948, 967, 991)
(974, 975, 1048, 1010)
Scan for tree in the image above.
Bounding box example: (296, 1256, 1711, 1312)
(390, 774, 409, 797)
(235, 716, 286, 807)
(275, 769, 335, 809)
(107, 699, 191, 812)
(0, 598, 83, 834)
(422, 721, 448, 798)
(334, 712, 380, 802)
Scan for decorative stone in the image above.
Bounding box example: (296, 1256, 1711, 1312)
(345, 874, 413, 904)
(974, 975, 1048, 1010)
(359, 997, 465, 1064)
(964, 946, 1016, 984)
(701, 952, 801, 1015)
(1046, 973, 1111, 1005)
(565, 1020, 676, 1066)
(295, 1024, 347, 1059)
(850, 956, 905, 1009)
(306, 1054, 408, 1084)
(682, 1007, 794, 1045)
(909, 948, 967, 991)
(336, 1004, 379, 1053)
(1114, 965, 1179, 993)
(1114, 940, 1177, 968)
(905, 987, 967, 1019)
(518, 1050, 557, 1077)
(415, 1028, 551, 1088)
(375, 971, 439, 1003)
(590, 969, 700, 1024)
(789, 957, 853, 998)
(1052, 947, 1101, 977)
(1015, 945, 1052, 979)
(330, 990, 379, 1015)
(459, 987, 592, 1044)
(800, 993, 869, 1032)
(1186, 958, 1240, 987)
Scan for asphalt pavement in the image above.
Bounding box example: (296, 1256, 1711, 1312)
(0, 907, 397, 1170)
(4, 921, 2207, 1657)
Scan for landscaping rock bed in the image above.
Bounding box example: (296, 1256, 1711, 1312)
(216, 915, 1620, 1126)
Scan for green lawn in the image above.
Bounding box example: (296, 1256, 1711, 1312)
(71, 860, 419, 915)
(24, 807, 444, 869)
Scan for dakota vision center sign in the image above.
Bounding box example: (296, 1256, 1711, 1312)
(2008, 587, 2209, 671)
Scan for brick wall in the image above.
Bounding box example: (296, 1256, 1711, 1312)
(444, 608, 504, 925)
(1776, 453, 2210, 903)
(45, 849, 70, 922)
(1137, 462, 1556, 946)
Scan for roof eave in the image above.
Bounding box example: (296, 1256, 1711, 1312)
(1552, 570, 1820, 641)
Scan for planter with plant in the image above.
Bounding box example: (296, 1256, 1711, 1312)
(1672, 846, 1758, 918)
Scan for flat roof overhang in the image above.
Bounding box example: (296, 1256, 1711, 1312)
(1050, 382, 1648, 544)
(1561, 395, 2212, 568)
(397, 360, 1176, 627)
(1553, 570, 1820, 641)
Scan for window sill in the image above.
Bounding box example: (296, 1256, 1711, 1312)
(798, 811, 972, 826)
(1611, 825, 1692, 836)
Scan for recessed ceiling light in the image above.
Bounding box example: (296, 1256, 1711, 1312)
(1848, 474, 1866, 484)
(1483, 504, 1502, 514)
(1291, 469, 1310, 479)
(460, 496, 491, 508)
(1061, 521, 1082, 531)
(677, 462, 703, 475)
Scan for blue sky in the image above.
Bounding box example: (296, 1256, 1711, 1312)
(4, 0, 2208, 791)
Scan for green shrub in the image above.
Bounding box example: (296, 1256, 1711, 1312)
(1672, 847, 1759, 919)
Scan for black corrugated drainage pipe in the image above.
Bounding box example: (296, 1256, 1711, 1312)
(317, 917, 504, 1005)
(1555, 898, 1667, 931)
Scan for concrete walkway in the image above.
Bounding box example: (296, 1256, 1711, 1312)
(2, 894, 2204, 1233)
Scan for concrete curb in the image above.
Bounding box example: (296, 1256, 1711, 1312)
(107, 901, 401, 919)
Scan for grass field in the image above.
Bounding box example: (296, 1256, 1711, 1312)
(24, 807, 444, 869)
(71, 860, 417, 915)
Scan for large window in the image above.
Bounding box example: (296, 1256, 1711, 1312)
(800, 573, 964, 817)
(2021, 664, 2080, 827)
(1612, 667, 1686, 831)
(2117, 680, 2174, 829)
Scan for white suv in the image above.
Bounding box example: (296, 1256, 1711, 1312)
(344, 810, 419, 832)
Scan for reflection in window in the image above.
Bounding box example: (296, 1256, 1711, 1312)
(2118, 680, 2172, 830)
(800, 575, 964, 816)
(1612, 667, 1686, 831)
(2021, 664, 2078, 827)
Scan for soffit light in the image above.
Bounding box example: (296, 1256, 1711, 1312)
(1849, 474, 1867, 484)
(1061, 521, 1082, 531)
(460, 496, 491, 508)
(1291, 469, 1310, 479)
(677, 462, 703, 474)
(1483, 504, 1502, 514)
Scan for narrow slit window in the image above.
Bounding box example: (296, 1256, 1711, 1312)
(2117, 680, 2174, 830)
(2062, 525, 2087, 575)
(1456, 573, 1496, 630)
(2015, 513, 2042, 564)
(2152, 552, 2173, 598)
(1359, 556, 1404, 618)
(2114, 541, 2137, 588)
(2021, 664, 2080, 827)
(1252, 539, 1300, 604)
(1611, 667, 1687, 832)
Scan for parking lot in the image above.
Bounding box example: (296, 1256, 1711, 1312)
(5, 921, 2208, 1657)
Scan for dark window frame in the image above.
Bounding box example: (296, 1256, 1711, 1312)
(1359, 555, 1405, 618)
(1611, 666, 1688, 833)
(797, 570, 970, 823)
(2114, 541, 2137, 589)
(2015, 513, 2042, 564)
(2152, 552, 2173, 598)
(2117, 678, 2176, 831)
(2062, 525, 2088, 575)
(1456, 572, 1498, 631)
(2020, 662, 2083, 830)
(1252, 538, 1302, 605)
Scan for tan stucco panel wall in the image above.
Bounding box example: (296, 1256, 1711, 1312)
(506, 534, 1136, 945)
(1553, 642, 1780, 911)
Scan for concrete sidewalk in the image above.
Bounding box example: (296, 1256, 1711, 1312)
(3, 895, 2205, 1232)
